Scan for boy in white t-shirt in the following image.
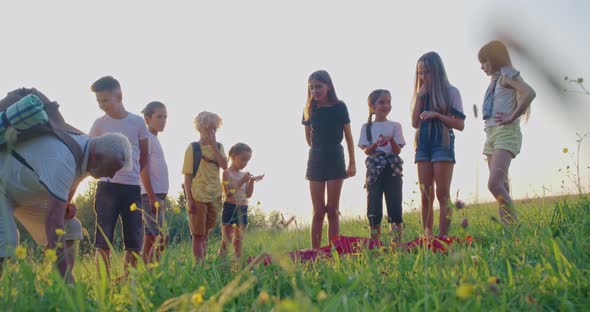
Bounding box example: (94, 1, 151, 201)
(139, 101, 169, 263)
(89, 76, 150, 278)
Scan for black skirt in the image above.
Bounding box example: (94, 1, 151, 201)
(306, 144, 347, 181)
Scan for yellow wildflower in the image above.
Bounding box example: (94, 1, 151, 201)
(488, 277, 500, 284)
(55, 228, 65, 236)
(223, 180, 229, 186)
(198, 286, 206, 294)
(258, 291, 270, 304)
(155, 201, 160, 209)
(130, 203, 138, 212)
(191, 292, 203, 305)
(45, 249, 57, 263)
(232, 224, 238, 228)
(456, 283, 474, 299)
(562, 147, 568, 154)
(15, 245, 27, 259)
(317, 290, 328, 301)
(229, 189, 236, 194)
(173, 206, 181, 214)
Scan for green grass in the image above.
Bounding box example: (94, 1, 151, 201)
(2, 195, 589, 311)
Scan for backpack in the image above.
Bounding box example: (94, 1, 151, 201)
(0, 88, 86, 176)
(190, 141, 222, 178)
(181, 141, 222, 199)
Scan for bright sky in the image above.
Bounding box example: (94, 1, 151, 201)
(1, 0, 588, 222)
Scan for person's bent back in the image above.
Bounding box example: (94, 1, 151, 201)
(0, 132, 131, 282)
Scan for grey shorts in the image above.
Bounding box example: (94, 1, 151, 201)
(141, 194, 167, 236)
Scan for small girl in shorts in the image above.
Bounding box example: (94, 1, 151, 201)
(218, 143, 264, 259)
(478, 40, 536, 223)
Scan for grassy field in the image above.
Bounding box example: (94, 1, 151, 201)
(1, 195, 589, 311)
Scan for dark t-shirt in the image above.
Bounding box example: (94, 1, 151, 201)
(302, 101, 351, 147)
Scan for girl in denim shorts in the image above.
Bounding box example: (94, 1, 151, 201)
(478, 41, 536, 224)
(411, 52, 466, 238)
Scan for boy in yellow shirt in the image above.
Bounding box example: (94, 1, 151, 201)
(182, 111, 227, 262)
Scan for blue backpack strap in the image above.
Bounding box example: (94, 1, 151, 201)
(191, 142, 202, 178)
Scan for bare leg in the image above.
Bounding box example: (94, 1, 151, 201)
(390, 223, 402, 244)
(487, 150, 516, 223)
(123, 251, 139, 275)
(233, 225, 246, 259)
(218, 225, 233, 257)
(433, 162, 454, 237)
(370, 225, 381, 241)
(326, 179, 344, 242)
(310, 181, 327, 249)
(95, 248, 111, 280)
(64, 240, 77, 284)
(142, 234, 154, 264)
(148, 234, 166, 263)
(192, 235, 206, 262)
(417, 162, 435, 236)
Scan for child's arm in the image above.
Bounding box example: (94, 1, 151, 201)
(343, 124, 356, 177)
(497, 76, 536, 125)
(304, 126, 311, 147)
(246, 179, 255, 198)
(362, 142, 379, 155)
(245, 174, 263, 198)
(389, 137, 402, 155)
(208, 130, 228, 170)
(412, 89, 426, 129)
(221, 170, 231, 195)
(139, 138, 149, 170)
(139, 138, 158, 211)
(421, 112, 465, 131)
(184, 174, 196, 214)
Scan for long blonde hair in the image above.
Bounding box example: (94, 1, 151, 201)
(303, 70, 339, 122)
(411, 52, 452, 147)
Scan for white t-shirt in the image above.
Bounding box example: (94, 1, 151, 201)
(140, 132, 169, 195)
(89, 112, 149, 185)
(485, 70, 522, 127)
(358, 120, 406, 154)
(0, 134, 90, 202)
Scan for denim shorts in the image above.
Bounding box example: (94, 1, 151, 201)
(221, 202, 248, 225)
(94, 182, 143, 251)
(141, 193, 167, 236)
(415, 131, 456, 163)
